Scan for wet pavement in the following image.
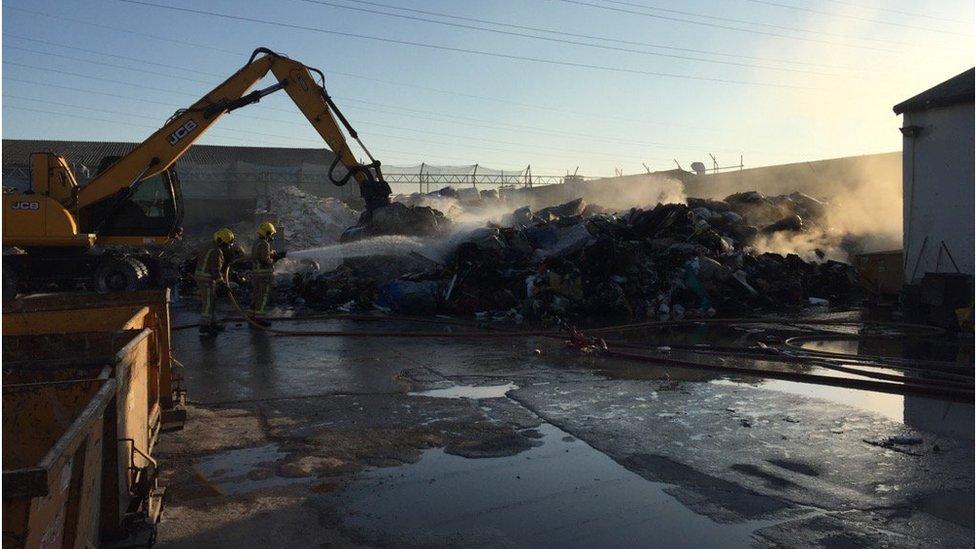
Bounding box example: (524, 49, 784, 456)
(155, 304, 974, 547)
(334, 423, 774, 548)
(409, 383, 519, 399)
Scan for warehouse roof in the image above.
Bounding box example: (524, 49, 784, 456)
(2, 139, 336, 168)
(893, 68, 975, 114)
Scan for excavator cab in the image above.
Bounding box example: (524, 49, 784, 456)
(80, 156, 184, 240)
(28, 153, 80, 205)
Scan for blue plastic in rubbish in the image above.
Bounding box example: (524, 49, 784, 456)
(376, 280, 440, 314)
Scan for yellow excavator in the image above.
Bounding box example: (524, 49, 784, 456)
(2, 47, 391, 293)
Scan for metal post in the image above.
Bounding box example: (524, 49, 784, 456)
(419, 162, 425, 194)
(472, 164, 479, 188)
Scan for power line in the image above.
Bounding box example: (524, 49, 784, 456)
(4, 34, 225, 77)
(354, 126, 674, 163)
(0, 104, 619, 169)
(336, 0, 844, 69)
(3, 62, 341, 127)
(2, 105, 255, 145)
(4, 95, 168, 121)
(351, 120, 675, 162)
(11, 38, 698, 146)
(2, 77, 310, 127)
(114, 0, 810, 89)
(0, 103, 505, 166)
(3, 5, 243, 55)
(2, 96, 301, 145)
(334, 99, 755, 155)
(589, 0, 921, 45)
(4, 77, 179, 108)
(6, 71, 732, 160)
(5, 61, 216, 97)
(746, 0, 970, 36)
(3, 69, 593, 169)
(815, 0, 962, 24)
(1, 83, 673, 164)
(3, 45, 214, 84)
(554, 0, 902, 51)
(2, 79, 676, 164)
(6, 52, 767, 157)
(297, 0, 836, 76)
(3, 6, 734, 134)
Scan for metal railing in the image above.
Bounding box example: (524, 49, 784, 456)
(384, 172, 574, 192)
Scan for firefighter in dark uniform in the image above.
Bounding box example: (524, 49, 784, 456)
(195, 228, 235, 336)
(249, 222, 284, 326)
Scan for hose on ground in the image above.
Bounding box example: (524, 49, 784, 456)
(587, 317, 946, 337)
(783, 333, 970, 370)
(603, 340, 972, 382)
(600, 348, 973, 402)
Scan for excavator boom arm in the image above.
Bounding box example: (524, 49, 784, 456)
(77, 48, 386, 210)
(271, 59, 362, 175)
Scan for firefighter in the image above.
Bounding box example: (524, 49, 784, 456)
(249, 221, 284, 326)
(195, 228, 235, 336)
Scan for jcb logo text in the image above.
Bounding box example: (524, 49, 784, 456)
(168, 120, 198, 146)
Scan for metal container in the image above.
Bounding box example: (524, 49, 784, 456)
(2, 329, 163, 541)
(853, 250, 903, 296)
(3, 378, 116, 549)
(3, 289, 181, 417)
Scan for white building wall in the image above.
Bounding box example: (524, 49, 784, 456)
(902, 101, 975, 281)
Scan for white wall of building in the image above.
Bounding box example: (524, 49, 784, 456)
(902, 101, 975, 281)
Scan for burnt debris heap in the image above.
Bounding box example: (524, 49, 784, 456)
(291, 190, 859, 321)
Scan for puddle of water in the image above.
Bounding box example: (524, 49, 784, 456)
(335, 423, 773, 548)
(194, 444, 308, 495)
(595, 326, 974, 439)
(712, 378, 904, 421)
(410, 383, 518, 399)
(712, 379, 975, 439)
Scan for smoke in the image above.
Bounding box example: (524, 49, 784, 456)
(752, 157, 903, 261)
(820, 159, 903, 253)
(583, 174, 687, 211)
(392, 193, 517, 227)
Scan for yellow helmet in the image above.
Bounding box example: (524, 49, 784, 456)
(213, 228, 235, 245)
(257, 221, 277, 238)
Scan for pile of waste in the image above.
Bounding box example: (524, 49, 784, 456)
(345, 201, 450, 240)
(263, 186, 359, 249)
(292, 191, 859, 321)
(391, 186, 507, 224)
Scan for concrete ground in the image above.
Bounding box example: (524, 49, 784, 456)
(155, 305, 974, 548)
